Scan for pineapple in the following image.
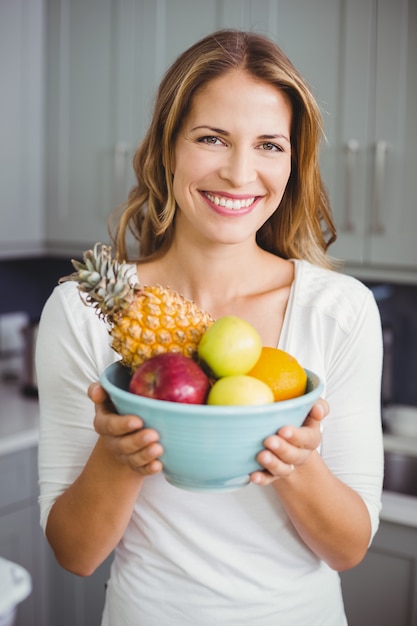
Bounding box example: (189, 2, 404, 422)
(61, 243, 214, 371)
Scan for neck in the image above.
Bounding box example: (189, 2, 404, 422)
(166, 237, 259, 291)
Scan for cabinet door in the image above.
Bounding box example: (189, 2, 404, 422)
(0, 448, 47, 626)
(45, 0, 116, 254)
(0, 449, 32, 512)
(45, 549, 112, 626)
(0, 0, 45, 258)
(331, 0, 417, 272)
(0, 506, 36, 626)
(368, 0, 417, 268)
(328, 0, 374, 265)
(341, 521, 417, 626)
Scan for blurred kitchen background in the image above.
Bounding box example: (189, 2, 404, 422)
(1, 1, 416, 625)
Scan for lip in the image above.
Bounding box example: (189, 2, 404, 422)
(200, 191, 261, 215)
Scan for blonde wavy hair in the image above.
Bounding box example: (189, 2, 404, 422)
(110, 29, 337, 268)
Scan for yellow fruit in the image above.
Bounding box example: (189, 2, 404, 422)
(61, 243, 213, 371)
(197, 315, 262, 377)
(247, 347, 307, 402)
(207, 375, 274, 406)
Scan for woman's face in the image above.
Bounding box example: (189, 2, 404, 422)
(171, 68, 292, 247)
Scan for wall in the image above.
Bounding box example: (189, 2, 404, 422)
(1, 257, 416, 407)
(0, 257, 72, 320)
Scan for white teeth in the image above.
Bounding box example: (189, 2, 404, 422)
(205, 193, 255, 210)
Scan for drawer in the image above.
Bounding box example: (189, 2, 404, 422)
(0, 449, 34, 512)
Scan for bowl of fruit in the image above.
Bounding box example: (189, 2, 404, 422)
(101, 358, 323, 492)
(66, 244, 324, 492)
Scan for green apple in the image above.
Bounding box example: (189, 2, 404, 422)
(197, 315, 262, 377)
(207, 375, 274, 406)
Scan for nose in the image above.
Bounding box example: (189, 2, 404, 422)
(218, 146, 257, 187)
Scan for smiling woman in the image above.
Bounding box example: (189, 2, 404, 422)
(37, 29, 383, 626)
(111, 29, 335, 265)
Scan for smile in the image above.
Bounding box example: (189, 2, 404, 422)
(204, 192, 256, 210)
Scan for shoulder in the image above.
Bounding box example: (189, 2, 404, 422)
(38, 279, 117, 376)
(39, 279, 112, 350)
(42, 279, 97, 325)
(292, 260, 377, 334)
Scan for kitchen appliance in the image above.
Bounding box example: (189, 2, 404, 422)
(0, 558, 31, 626)
(383, 405, 417, 438)
(0, 313, 28, 381)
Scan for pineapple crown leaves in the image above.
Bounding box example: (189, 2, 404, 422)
(59, 243, 140, 322)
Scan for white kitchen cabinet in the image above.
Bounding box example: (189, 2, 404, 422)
(0, 447, 47, 626)
(341, 519, 417, 625)
(44, 0, 417, 279)
(331, 0, 417, 277)
(0, 0, 45, 258)
(45, 550, 112, 626)
(0, 443, 112, 626)
(44, 0, 116, 254)
(43, 0, 345, 256)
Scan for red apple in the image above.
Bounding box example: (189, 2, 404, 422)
(129, 352, 211, 404)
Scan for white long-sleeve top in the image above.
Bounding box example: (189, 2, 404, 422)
(37, 259, 384, 626)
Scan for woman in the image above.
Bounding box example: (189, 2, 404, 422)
(37, 30, 383, 625)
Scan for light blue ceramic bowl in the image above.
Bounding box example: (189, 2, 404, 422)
(100, 361, 324, 493)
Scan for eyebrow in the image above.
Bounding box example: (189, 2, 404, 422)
(190, 125, 291, 144)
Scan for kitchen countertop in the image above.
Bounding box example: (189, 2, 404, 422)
(381, 491, 417, 527)
(383, 432, 417, 455)
(381, 433, 417, 526)
(1, 379, 416, 526)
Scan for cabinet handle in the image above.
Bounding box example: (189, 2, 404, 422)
(343, 139, 359, 232)
(372, 140, 388, 235)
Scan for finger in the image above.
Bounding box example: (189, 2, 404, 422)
(250, 469, 272, 486)
(278, 425, 322, 453)
(278, 399, 327, 440)
(125, 440, 164, 470)
(94, 410, 144, 437)
(256, 448, 295, 477)
(88, 382, 109, 405)
(118, 428, 161, 456)
(250, 461, 294, 486)
(100, 424, 164, 474)
(134, 458, 164, 476)
(277, 405, 324, 449)
(304, 398, 328, 425)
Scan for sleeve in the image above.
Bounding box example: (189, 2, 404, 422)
(36, 282, 117, 532)
(321, 289, 384, 544)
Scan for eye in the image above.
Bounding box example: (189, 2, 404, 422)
(259, 142, 283, 152)
(197, 135, 225, 146)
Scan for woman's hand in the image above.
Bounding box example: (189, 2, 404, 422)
(88, 382, 164, 476)
(250, 398, 328, 486)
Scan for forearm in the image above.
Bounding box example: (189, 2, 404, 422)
(274, 451, 371, 571)
(46, 436, 144, 576)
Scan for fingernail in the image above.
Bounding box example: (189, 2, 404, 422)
(268, 438, 280, 451)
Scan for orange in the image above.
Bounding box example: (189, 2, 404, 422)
(247, 347, 307, 402)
